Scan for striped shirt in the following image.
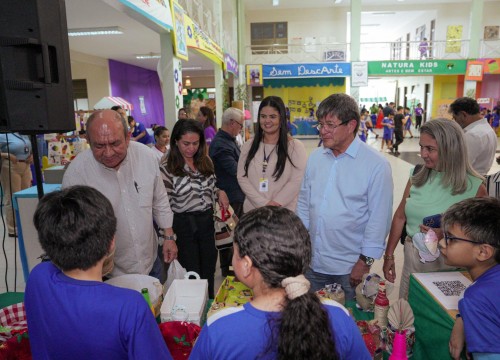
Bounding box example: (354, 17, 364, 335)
(160, 163, 218, 213)
(485, 170, 500, 199)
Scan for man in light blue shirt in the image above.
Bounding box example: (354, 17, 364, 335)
(297, 94, 393, 300)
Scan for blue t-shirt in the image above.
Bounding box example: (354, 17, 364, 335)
(382, 118, 394, 139)
(459, 264, 500, 355)
(25, 262, 172, 360)
(190, 300, 370, 360)
(0, 133, 32, 160)
(131, 122, 153, 145)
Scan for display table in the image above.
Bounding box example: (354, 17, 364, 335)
(409, 272, 469, 360)
(13, 184, 61, 282)
(0, 292, 24, 309)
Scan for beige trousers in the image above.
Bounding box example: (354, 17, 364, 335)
(399, 236, 455, 300)
(1, 160, 32, 234)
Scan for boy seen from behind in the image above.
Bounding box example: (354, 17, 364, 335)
(25, 186, 172, 360)
(440, 197, 500, 360)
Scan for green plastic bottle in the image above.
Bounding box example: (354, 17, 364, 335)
(141, 288, 155, 316)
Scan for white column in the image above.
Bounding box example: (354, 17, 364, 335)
(350, 0, 362, 102)
(468, 0, 484, 58)
(158, 33, 181, 130)
(214, 0, 224, 127)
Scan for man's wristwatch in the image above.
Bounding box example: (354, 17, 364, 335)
(159, 234, 176, 245)
(359, 254, 375, 266)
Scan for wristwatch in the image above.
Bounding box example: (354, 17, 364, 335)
(158, 234, 176, 246)
(359, 254, 375, 266)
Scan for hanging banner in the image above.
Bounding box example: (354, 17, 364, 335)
(119, 0, 173, 31)
(247, 65, 262, 86)
(368, 60, 467, 76)
(467, 58, 500, 74)
(225, 53, 239, 77)
(262, 62, 351, 79)
(185, 14, 224, 67)
(171, 1, 188, 61)
(351, 61, 368, 87)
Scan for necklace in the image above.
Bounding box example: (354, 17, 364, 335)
(262, 144, 277, 174)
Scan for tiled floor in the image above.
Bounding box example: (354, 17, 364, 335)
(3, 133, 500, 301)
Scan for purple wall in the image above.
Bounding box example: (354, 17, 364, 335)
(481, 74, 500, 103)
(108, 59, 164, 128)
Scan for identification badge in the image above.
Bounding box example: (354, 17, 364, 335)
(259, 178, 269, 192)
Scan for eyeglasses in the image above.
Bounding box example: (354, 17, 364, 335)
(444, 233, 483, 247)
(232, 119, 243, 128)
(317, 121, 349, 132)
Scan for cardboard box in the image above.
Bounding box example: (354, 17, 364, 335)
(160, 278, 208, 326)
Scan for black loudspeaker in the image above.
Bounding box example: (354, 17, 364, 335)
(0, 0, 75, 134)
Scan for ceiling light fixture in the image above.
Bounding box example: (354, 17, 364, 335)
(68, 26, 123, 37)
(183, 66, 202, 71)
(334, 0, 342, 4)
(135, 53, 161, 59)
(185, 78, 192, 87)
(272, 0, 279, 6)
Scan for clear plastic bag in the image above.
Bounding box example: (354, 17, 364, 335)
(166, 259, 187, 292)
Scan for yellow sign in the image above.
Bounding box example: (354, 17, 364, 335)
(184, 15, 223, 67)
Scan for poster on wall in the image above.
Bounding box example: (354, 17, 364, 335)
(247, 65, 263, 86)
(171, 1, 188, 61)
(465, 61, 484, 81)
(446, 25, 463, 53)
(351, 62, 368, 87)
(484, 26, 499, 40)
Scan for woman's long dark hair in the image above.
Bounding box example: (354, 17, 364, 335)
(234, 207, 338, 360)
(243, 96, 295, 181)
(199, 106, 217, 130)
(165, 119, 214, 177)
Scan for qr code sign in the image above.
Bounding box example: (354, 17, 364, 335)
(433, 280, 466, 297)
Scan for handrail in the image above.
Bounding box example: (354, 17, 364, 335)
(246, 39, 500, 63)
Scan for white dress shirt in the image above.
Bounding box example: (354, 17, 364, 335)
(62, 141, 173, 277)
(463, 119, 497, 175)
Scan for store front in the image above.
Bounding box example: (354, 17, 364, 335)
(250, 62, 351, 135)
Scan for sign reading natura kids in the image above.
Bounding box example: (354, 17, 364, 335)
(368, 60, 466, 76)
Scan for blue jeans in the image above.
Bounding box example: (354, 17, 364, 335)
(148, 254, 163, 281)
(305, 269, 356, 301)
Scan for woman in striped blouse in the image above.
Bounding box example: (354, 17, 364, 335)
(160, 119, 229, 298)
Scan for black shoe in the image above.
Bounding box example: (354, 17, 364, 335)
(497, 157, 500, 165)
(8, 233, 17, 238)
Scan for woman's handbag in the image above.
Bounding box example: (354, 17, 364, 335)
(213, 204, 238, 250)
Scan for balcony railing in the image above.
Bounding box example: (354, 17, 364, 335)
(246, 39, 500, 64)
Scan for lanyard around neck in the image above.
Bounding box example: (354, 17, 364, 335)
(262, 144, 276, 174)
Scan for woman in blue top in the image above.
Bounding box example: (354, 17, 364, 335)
(191, 206, 370, 360)
(0, 133, 33, 236)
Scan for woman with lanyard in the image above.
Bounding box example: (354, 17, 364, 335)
(0, 133, 33, 237)
(237, 96, 307, 213)
(159, 119, 229, 298)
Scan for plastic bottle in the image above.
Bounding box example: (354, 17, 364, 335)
(374, 281, 390, 328)
(141, 287, 155, 316)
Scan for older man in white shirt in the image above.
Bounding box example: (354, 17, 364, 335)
(63, 110, 177, 279)
(450, 97, 497, 176)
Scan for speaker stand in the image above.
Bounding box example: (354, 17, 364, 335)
(30, 134, 44, 199)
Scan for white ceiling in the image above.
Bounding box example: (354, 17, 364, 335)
(63, 0, 480, 76)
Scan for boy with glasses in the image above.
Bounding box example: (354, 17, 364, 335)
(440, 197, 500, 360)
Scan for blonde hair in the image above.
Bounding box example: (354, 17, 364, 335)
(412, 118, 483, 195)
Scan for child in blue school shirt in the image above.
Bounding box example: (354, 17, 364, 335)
(380, 113, 394, 152)
(440, 197, 500, 360)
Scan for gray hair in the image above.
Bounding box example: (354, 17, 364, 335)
(412, 118, 483, 194)
(316, 93, 360, 135)
(221, 107, 244, 126)
(86, 110, 128, 144)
